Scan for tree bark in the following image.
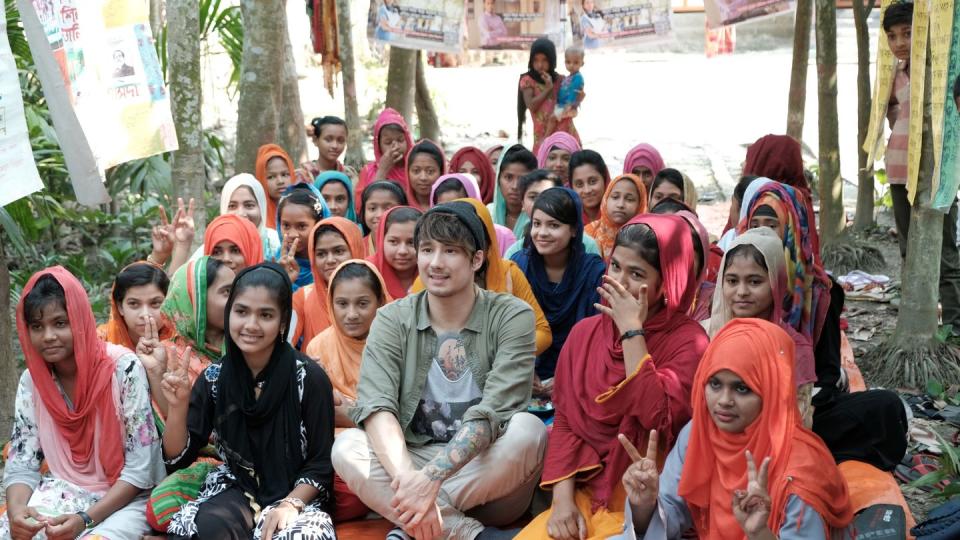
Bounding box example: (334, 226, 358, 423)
(894, 30, 941, 344)
(0, 241, 18, 439)
(415, 51, 440, 142)
(235, 0, 285, 174)
(167, 0, 207, 240)
(336, 0, 365, 170)
(853, 0, 875, 229)
(385, 47, 417, 127)
(786, 0, 813, 140)
(815, 0, 843, 245)
(278, 16, 307, 166)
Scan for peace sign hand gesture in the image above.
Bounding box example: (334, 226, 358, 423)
(732, 451, 772, 538)
(136, 315, 168, 377)
(172, 198, 196, 246)
(278, 237, 300, 284)
(160, 345, 193, 410)
(595, 275, 649, 336)
(150, 205, 175, 264)
(620, 430, 660, 511)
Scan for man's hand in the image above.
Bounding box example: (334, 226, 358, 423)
(391, 469, 443, 539)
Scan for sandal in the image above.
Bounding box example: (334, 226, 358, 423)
(895, 453, 948, 492)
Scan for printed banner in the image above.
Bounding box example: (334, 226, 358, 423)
(932, 0, 959, 211)
(570, 0, 672, 49)
(368, 0, 466, 53)
(705, 0, 794, 30)
(466, 0, 563, 50)
(863, 0, 896, 170)
(0, 3, 44, 206)
(29, 0, 177, 172)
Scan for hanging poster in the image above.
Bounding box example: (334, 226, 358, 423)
(932, 0, 960, 211)
(367, 0, 466, 53)
(705, 0, 794, 30)
(26, 0, 177, 173)
(466, 0, 563, 50)
(569, 0, 672, 49)
(0, 2, 44, 206)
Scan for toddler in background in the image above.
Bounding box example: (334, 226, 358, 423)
(547, 46, 585, 135)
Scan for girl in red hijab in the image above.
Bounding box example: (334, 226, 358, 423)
(3, 267, 165, 538)
(516, 214, 708, 540)
(624, 319, 852, 539)
(356, 108, 414, 202)
(203, 214, 264, 272)
(255, 144, 296, 231)
(449, 146, 496, 204)
(366, 205, 422, 299)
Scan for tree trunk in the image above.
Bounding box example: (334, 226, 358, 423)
(235, 0, 285, 174)
(278, 16, 307, 166)
(167, 0, 207, 240)
(815, 0, 843, 244)
(786, 0, 813, 140)
(0, 241, 18, 439)
(415, 51, 440, 142)
(149, 0, 165, 39)
(894, 31, 941, 344)
(336, 0, 365, 170)
(852, 0, 875, 230)
(385, 47, 417, 127)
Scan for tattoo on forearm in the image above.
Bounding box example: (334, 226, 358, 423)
(422, 420, 493, 482)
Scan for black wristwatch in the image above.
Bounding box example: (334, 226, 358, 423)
(75, 510, 94, 529)
(620, 328, 645, 342)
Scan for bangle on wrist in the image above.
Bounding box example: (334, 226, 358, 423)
(75, 510, 94, 529)
(279, 497, 305, 513)
(620, 328, 645, 342)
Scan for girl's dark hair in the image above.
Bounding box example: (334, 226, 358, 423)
(499, 145, 538, 177)
(310, 116, 347, 138)
(407, 140, 444, 172)
(517, 37, 560, 140)
(524, 188, 578, 252)
(882, 2, 913, 32)
(687, 223, 705, 274)
(733, 175, 759, 203)
(724, 243, 768, 274)
(112, 263, 170, 306)
(314, 224, 347, 246)
(568, 149, 610, 184)
(379, 123, 405, 139)
(206, 257, 226, 288)
(330, 262, 386, 304)
(278, 185, 325, 222)
(649, 197, 690, 215)
(226, 264, 293, 346)
(385, 207, 422, 233)
(614, 223, 661, 273)
(22, 274, 67, 323)
(432, 178, 469, 205)
(650, 168, 685, 198)
(519, 169, 562, 196)
(359, 181, 408, 235)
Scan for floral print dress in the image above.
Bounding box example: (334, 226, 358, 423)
(519, 74, 580, 155)
(0, 347, 166, 540)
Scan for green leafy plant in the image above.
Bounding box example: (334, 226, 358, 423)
(910, 429, 960, 499)
(927, 378, 960, 406)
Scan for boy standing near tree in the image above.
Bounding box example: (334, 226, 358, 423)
(883, 1, 960, 335)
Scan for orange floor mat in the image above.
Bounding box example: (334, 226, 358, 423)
(335, 518, 394, 539)
(840, 331, 867, 392)
(838, 460, 916, 539)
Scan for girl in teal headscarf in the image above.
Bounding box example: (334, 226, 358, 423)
(314, 170, 358, 223)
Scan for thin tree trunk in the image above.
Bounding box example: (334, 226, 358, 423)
(415, 51, 440, 142)
(853, 0, 875, 229)
(815, 0, 843, 244)
(0, 241, 17, 439)
(385, 47, 417, 127)
(167, 0, 207, 240)
(149, 0, 165, 39)
(894, 29, 940, 344)
(279, 16, 307, 165)
(786, 0, 813, 140)
(235, 0, 285, 174)
(336, 0, 365, 170)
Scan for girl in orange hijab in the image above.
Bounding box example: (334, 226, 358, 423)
(254, 144, 296, 230)
(291, 216, 367, 348)
(203, 214, 264, 272)
(623, 318, 853, 539)
(98, 261, 175, 351)
(585, 174, 648, 259)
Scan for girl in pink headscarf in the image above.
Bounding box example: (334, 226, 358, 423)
(623, 143, 666, 190)
(537, 132, 582, 185)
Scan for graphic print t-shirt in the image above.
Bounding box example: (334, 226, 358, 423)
(410, 332, 482, 443)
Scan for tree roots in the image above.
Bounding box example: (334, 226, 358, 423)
(822, 240, 886, 275)
(861, 339, 960, 390)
